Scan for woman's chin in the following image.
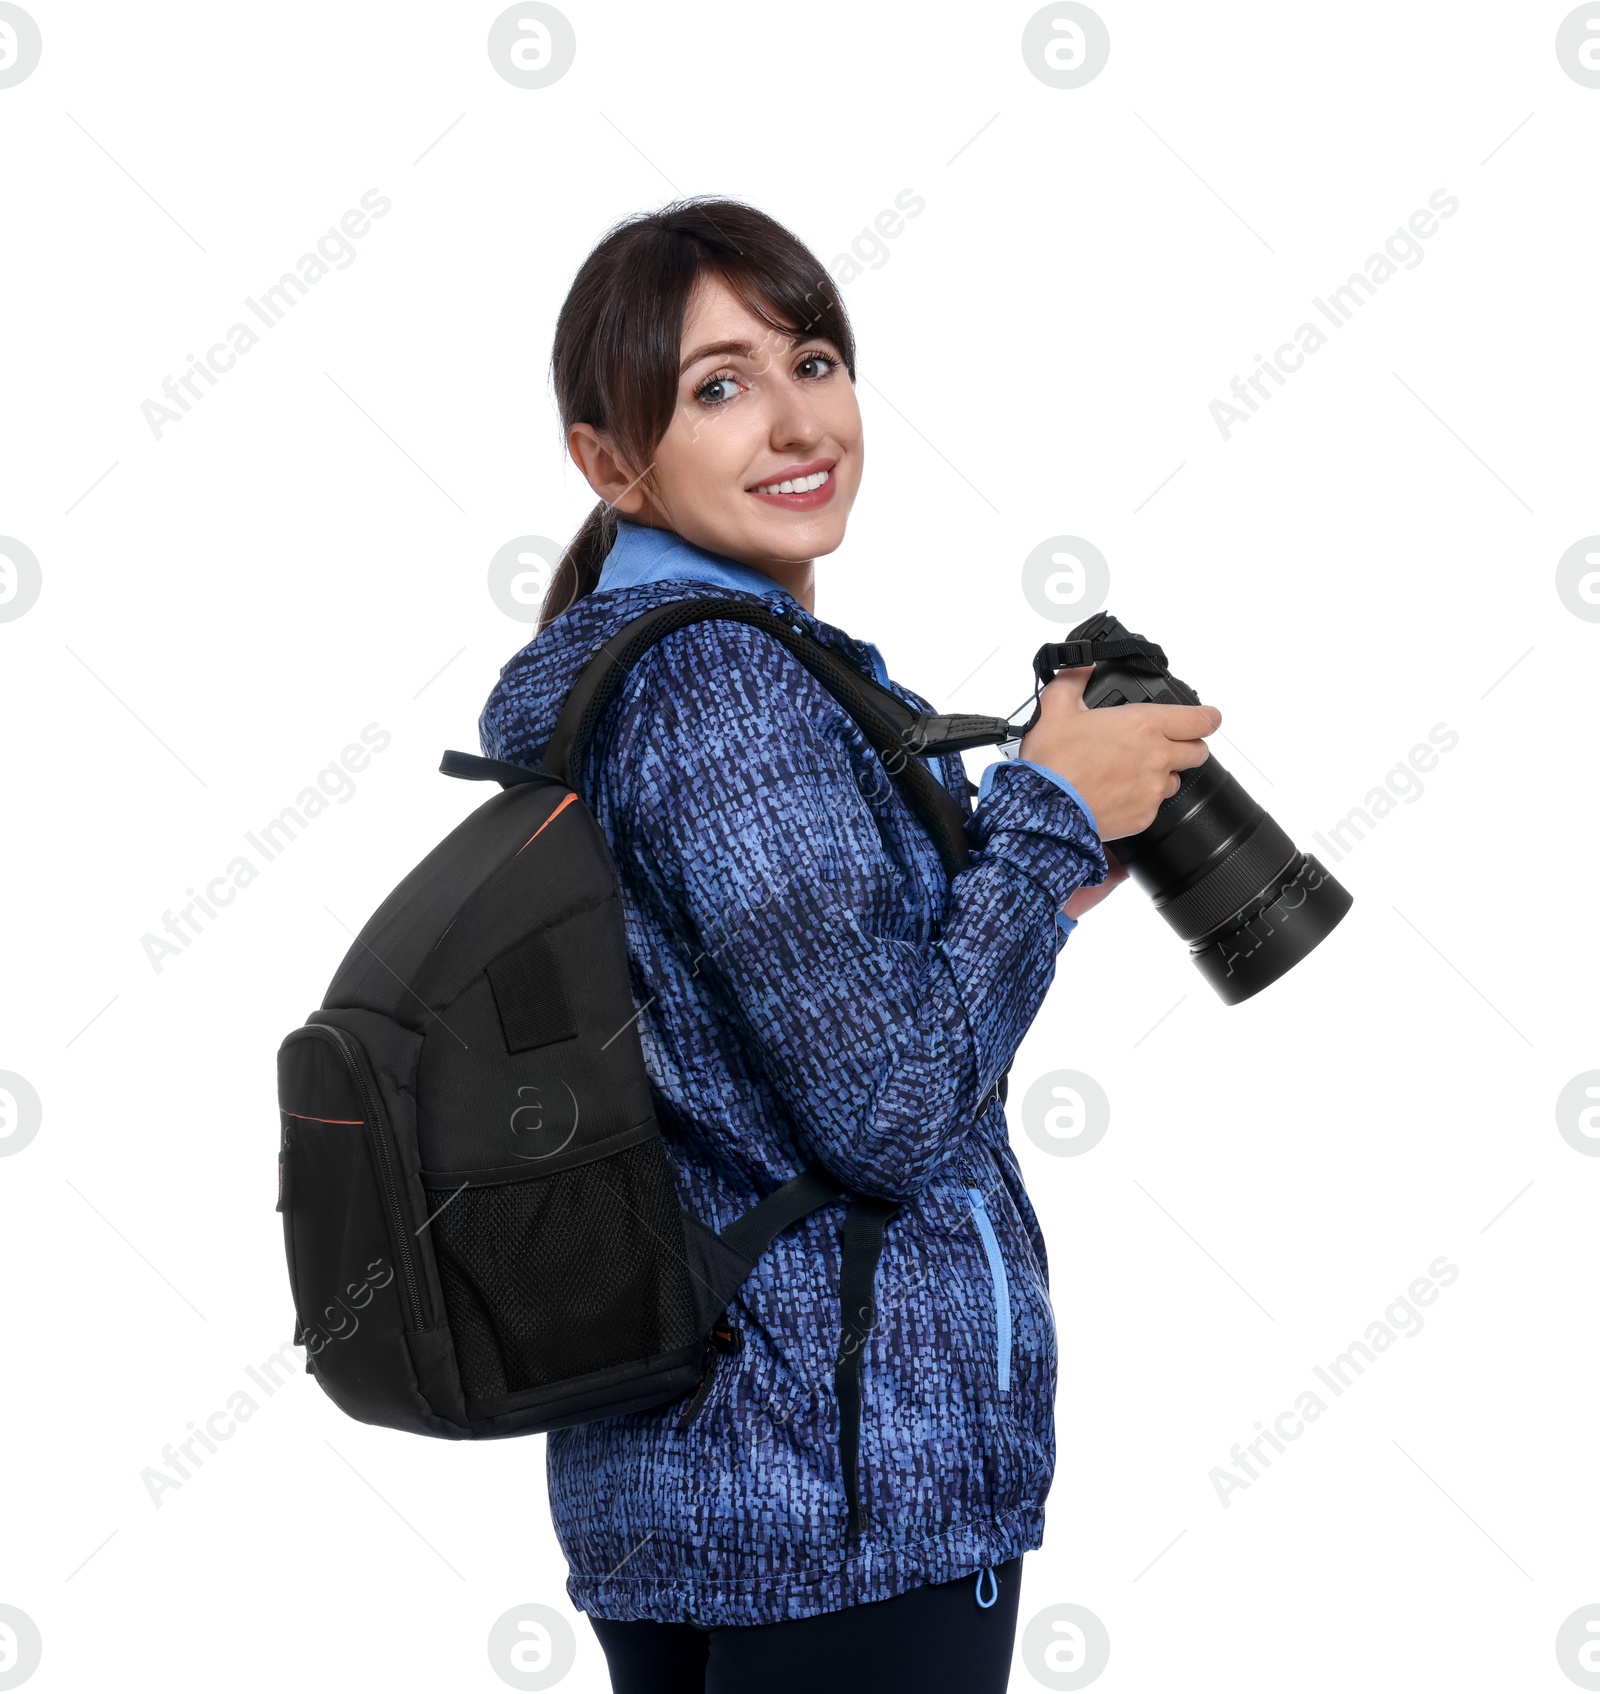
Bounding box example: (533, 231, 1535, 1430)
(740, 506, 851, 560)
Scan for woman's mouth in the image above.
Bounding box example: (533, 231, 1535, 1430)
(746, 459, 837, 511)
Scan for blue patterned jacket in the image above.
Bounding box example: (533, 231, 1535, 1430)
(478, 520, 1108, 1627)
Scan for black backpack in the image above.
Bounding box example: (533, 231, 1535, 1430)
(274, 600, 1013, 1527)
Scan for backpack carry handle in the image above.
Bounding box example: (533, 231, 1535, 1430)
(439, 750, 563, 789)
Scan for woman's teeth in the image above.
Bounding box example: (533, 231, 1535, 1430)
(752, 468, 830, 495)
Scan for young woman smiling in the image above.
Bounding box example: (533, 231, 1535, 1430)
(480, 199, 1220, 1694)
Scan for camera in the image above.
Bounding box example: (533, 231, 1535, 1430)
(1026, 612, 1352, 1005)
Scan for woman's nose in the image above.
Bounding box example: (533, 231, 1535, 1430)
(767, 388, 825, 449)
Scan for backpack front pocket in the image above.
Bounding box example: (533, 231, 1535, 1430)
(277, 1021, 447, 1433)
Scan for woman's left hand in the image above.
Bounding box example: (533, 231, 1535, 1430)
(1061, 848, 1128, 921)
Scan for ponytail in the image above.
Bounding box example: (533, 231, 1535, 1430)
(538, 500, 617, 632)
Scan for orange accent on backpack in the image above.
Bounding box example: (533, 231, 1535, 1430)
(518, 789, 579, 852)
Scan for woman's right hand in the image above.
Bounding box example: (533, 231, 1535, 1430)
(1017, 666, 1223, 842)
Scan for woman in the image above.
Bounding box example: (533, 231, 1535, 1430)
(479, 198, 1220, 1693)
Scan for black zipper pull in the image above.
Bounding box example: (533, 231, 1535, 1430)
(676, 1321, 742, 1431)
(676, 1341, 719, 1431)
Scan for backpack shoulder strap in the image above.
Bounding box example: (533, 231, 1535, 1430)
(539, 598, 1010, 879)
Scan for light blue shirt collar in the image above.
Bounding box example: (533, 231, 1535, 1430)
(595, 518, 796, 602)
(592, 517, 891, 689)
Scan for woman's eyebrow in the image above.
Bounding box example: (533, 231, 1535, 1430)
(678, 333, 808, 374)
(679, 338, 757, 373)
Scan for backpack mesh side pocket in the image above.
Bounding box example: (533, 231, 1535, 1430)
(424, 1135, 700, 1407)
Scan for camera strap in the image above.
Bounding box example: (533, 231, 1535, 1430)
(1008, 635, 1173, 737)
(1032, 636, 1169, 686)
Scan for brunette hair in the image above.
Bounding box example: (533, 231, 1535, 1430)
(538, 197, 855, 632)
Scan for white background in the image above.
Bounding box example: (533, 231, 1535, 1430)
(3, 2, 1598, 1689)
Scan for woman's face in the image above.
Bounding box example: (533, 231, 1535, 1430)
(577, 273, 862, 568)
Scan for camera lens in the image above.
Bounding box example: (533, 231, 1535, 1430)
(1066, 612, 1352, 1004)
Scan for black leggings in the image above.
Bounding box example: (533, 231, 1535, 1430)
(588, 1556, 1023, 1693)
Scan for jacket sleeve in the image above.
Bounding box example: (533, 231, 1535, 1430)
(603, 623, 1109, 1202)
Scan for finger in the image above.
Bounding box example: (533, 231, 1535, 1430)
(1158, 703, 1222, 740)
(1167, 738, 1213, 772)
(1163, 771, 1183, 798)
(1042, 665, 1093, 707)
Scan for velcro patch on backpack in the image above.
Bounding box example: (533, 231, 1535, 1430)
(486, 929, 579, 1053)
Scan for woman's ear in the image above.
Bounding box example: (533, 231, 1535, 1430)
(567, 423, 651, 516)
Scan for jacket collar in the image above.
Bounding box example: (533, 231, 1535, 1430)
(592, 519, 890, 687)
(595, 518, 798, 604)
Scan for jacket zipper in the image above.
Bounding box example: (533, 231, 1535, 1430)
(966, 1188, 1011, 1395)
(297, 1025, 426, 1332)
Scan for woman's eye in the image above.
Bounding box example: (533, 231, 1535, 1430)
(795, 352, 836, 380)
(695, 373, 742, 407)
